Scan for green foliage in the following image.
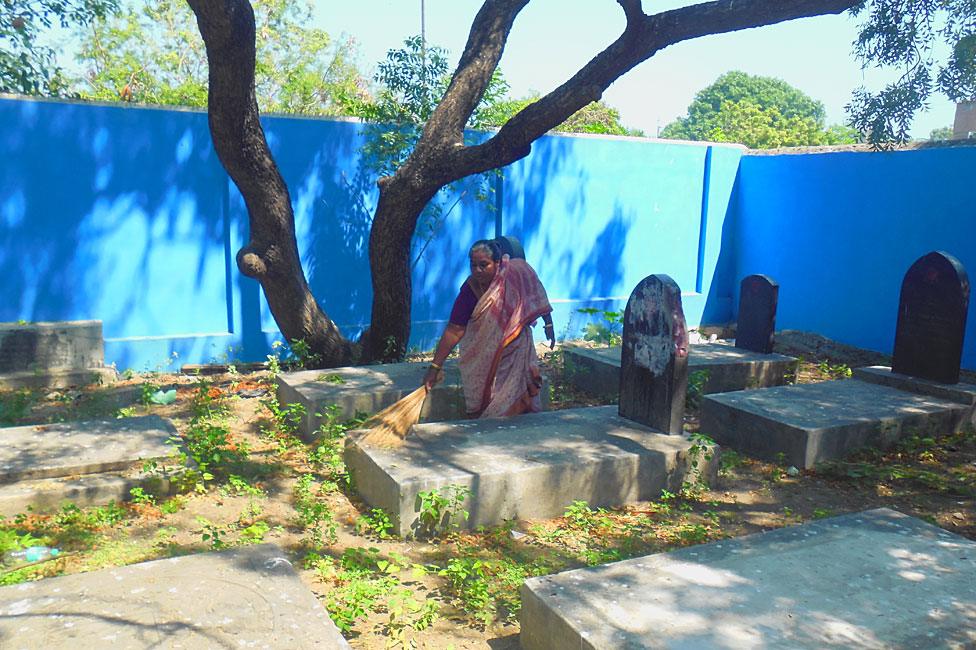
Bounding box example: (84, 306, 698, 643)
(76, 0, 367, 114)
(356, 507, 394, 540)
(563, 500, 612, 531)
(661, 71, 857, 148)
(293, 473, 336, 547)
(416, 484, 470, 537)
(686, 370, 710, 411)
(929, 125, 955, 141)
(848, 1, 976, 144)
(1, 0, 118, 96)
(576, 308, 622, 346)
(556, 101, 644, 136)
(0, 389, 35, 423)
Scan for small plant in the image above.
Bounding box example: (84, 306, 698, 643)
(138, 374, 162, 406)
(416, 485, 470, 536)
(816, 359, 853, 379)
(316, 373, 345, 384)
(128, 487, 156, 506)
(0, 389, 35, 423)
(280, 338, 321, 370)
(357, 507, 395, 539)
(576, 307, 623, 347)
(685, 370, 710, 410)
(682, 432, 715, 497)
(563, 500, 611, 531)
(294, 474, 337, 547)
(238, 520, 270, 544)
(196, 517, 226, 550)
(812, 508, 834, 519)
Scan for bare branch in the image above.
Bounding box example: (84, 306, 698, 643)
(398, 0, 529, 173)
(617, 0, 645, 25)
(451, 0, 858, 177)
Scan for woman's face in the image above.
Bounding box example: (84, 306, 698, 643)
(469, 250, 498, 288)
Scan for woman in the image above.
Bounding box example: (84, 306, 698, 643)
(422, 239, 556, 418)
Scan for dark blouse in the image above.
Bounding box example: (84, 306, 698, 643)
(448, 281, 478, 327)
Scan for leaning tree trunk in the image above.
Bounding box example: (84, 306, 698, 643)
(187, 0, 353, 367)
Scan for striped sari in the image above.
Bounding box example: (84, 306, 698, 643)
(458, 257, 552, 418)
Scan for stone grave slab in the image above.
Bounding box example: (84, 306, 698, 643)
(345, 406, 718, 537)
(700, 379, 974, 469)
(0, 416, 179, 514)
(277, 360, 548, 440)
(0, 416, 177, 483)
(0, 321, 113, 389)
(0, 543, 350, 649)
(564, 344, 797, 400)
(854, 365, 976, 406)
(520, 508, 976, 650)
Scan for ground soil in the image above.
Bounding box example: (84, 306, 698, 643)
(0, 335, 973, 648)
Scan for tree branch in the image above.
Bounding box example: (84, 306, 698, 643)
(450, 0, 859, 177)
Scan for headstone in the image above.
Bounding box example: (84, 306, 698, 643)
(735, 274, 779, 354)
(619, 274, 688, 434)
(892, 251, 970, 384)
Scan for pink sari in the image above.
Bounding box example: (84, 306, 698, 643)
(459, 258, 552, 418)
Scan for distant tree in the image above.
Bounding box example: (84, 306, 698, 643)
(77, 0, 366, 115)
(1, 0, 118, 95)
(929, 125, 955, 141)
(661, 71, 857, 148)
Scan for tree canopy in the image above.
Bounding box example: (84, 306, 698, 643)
(1, 0, 117, 95)
(183, 0, 976, 365)
(76, 0, 367, 115)
(661, 71, 858, 148)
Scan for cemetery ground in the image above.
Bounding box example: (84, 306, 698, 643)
(0, 339, 973, 649)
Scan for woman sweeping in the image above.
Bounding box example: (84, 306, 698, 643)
(422, 238, 555, 418)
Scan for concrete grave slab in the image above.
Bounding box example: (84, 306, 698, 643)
(0, 321, 112, 389)
(277, 360, 548, 439)
(520, 508, 976, 650)
(0, 321, 104, 372)
(700, 379, 973, 469)
(0, 543, 350, 649)
(346, 406, 718, 537)
(0, 415, 178, 483)
(564, 343, 797, 400)
(854, 365, 976, 407)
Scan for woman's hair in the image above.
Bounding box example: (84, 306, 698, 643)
(469, 239, 502, 262)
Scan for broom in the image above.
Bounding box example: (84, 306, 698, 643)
(354, 386, 429, 447)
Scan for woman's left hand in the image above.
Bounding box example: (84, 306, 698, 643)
(544, 324, 556, 349)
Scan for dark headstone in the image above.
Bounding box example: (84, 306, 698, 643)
(735, 274, 779, 354)
(892, 251, 970, 384)
(619, 275, 689, 434)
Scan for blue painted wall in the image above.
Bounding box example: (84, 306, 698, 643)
(504, 133, 743, 340)
(735, 147, 976, 369)
(5, 96, 971, 370)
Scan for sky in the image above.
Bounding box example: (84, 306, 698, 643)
(312, 0, 958, 139)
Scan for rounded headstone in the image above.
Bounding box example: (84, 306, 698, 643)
(735, 274, 779, 354)
(892, 251, 970, 384)
(619, 274, 689, 434)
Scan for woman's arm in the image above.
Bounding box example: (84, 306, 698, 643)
(542, 313, 555, 349)
(423, 323, 466, 389)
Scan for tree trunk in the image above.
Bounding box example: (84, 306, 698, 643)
(187, 0, 353, 367)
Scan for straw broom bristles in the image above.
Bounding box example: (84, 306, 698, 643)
(355, 386, 429, 447)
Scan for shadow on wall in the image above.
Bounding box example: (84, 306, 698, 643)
(0, 99, 228, 369)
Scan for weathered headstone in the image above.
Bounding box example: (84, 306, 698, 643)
(619, 274, 688, 434)
(735, 274, 779, 354)
(892, 251, 970, 384)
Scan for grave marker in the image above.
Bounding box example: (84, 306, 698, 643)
(892, 251, 970, 384)
(619, 274, 688, 434)
(735, 274, 779, 354)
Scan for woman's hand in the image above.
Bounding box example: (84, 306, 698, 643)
(544, 323, 556, 349)
(422, 366, 444, 391)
